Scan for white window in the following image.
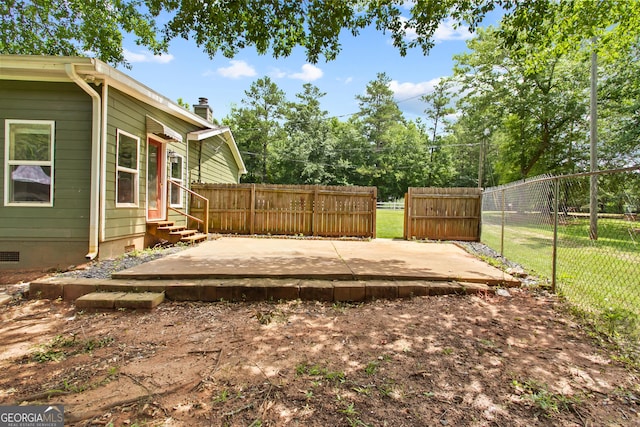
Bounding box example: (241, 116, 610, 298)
(4, 120, 55, 207)
(169, 153, 184, 208)
(116, 129, 139, 206)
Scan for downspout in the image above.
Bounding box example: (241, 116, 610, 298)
(100, 84, 109, 243)
(65, 63, 101, 260)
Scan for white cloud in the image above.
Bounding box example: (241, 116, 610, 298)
(433, 18, 474, 43)
(123, 48, 174, 64)
(389, 78, 440, 101)
(388, 77, 464, 118)
(288, 64, 323, 81)
(401, 17, 473, 43)
(269, 67, 287, 79)
(217, 60, 257, 79)
(337, 76, 353, 85)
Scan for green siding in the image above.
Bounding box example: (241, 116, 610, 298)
(0, 81, 92, 241)
(188, 136, 240, 185)
(104, 88, 202, 238)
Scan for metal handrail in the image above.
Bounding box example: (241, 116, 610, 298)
(166, 180, 209, 233)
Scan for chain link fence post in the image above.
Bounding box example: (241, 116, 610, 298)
(552, 177, 559, 294)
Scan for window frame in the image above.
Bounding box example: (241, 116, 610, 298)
(3, 119, 55, 207)
(168, 152, 185, 208)
(115, 129, 140, 208)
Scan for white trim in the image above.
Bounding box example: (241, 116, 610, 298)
(115, 129, 140, 208)
(3, 119, 55, 207)
(169, 153, 185, 209)
(146, 136, 167, 221)
(187, 127, 229, 141)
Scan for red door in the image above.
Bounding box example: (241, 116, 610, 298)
(147, 140, 164, 220)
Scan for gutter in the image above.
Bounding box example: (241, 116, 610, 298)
(65, 63, 101, 260)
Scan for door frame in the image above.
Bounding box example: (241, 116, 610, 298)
(146, 137, 166, 221)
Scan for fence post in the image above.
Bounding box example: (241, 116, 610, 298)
(406, 188, 413, 240)
(250, 184, 256, 235)
(403, 194, 408, 239)
(477, 190, 483, 242)
(372, 187, 377, 238)
(551, 178, 559, 293)
(204, 196, 209, 234)
(312, 186, 319, 236)
(501, 188, 505, 256)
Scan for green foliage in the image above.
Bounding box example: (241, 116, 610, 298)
(0, 0, 164, 67)
(512, 379, 582, 417)
(452, 27, 590, 184)
(228, 72, 444, 199)
(272, 84, 340, 185)
(601, 307, 639, 338)
(295, 361, 346, 383)
(213, 389, 229, 403)
(364, 361, 378, 376)
(31, 334, 114, 363)
(224, 77, 287, 183)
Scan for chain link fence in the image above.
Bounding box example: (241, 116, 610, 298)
(482, 166, 640, 342)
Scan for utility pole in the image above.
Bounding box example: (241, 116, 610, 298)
(590, 37, 598, 240)
(478, 138, 484, 189)
(478, 128, 490, 189)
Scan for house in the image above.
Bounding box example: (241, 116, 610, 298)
(0, 55, 246, 271)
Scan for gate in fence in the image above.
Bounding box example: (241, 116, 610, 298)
(404, 187, 482, 241)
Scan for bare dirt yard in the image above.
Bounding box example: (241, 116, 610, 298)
(1, 282, 639, 427)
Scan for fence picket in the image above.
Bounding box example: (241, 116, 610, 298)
(191, 183, 377, 238)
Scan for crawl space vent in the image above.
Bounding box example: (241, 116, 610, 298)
(0, 251, 20, 262)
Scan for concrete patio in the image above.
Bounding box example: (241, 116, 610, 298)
(30, 237, 519, 305)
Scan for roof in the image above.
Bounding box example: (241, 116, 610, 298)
(0, 55, 247, 175)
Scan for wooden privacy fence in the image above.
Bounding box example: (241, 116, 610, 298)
(404, 187, 482, 241)
(190, 183, 377, 238)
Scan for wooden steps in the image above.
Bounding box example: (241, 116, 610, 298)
(147, 221, 208, 245)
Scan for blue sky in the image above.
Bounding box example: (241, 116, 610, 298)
(118, 10, 502, 123)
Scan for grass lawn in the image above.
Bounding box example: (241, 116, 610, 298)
(376, 209, 404, 239)
(482, 216, 640, 335)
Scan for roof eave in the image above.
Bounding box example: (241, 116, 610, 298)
(187, 127, 247, 175)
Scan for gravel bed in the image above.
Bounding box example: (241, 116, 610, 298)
(456, 241, 545, 288)
(56, 245, 188, 279)
(455, 241, 521, 269)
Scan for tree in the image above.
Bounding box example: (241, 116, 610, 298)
(176, 98, 190, 110)
(451, 27, 589, 184)
(354, 72, 405, 151)
(500, 0, 640, 67)
(373, 121, 430, 200)
(421, 79, 455, 145)
(272, 83, 337, 185)
(223, 77, 286, 184)
(13, 1, 638, 67)
(598, 43, 640, 169)
(0, 0, 164, 67)
(421, 79, 456, 184)
(329, 118, 373, 187)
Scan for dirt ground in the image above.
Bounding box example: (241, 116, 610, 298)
(1, 284, 639, 427)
